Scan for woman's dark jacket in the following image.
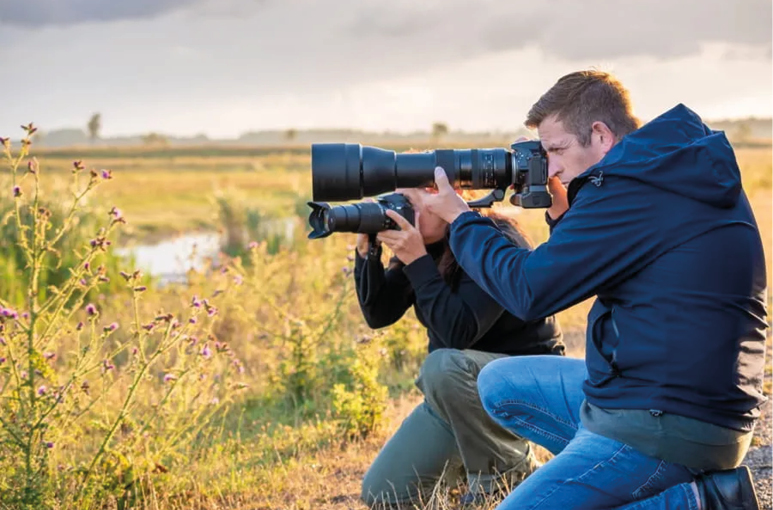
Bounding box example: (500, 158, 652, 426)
(353, 221, 564, 356)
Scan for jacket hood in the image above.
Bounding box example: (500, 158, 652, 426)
(579, 104, 742, 208)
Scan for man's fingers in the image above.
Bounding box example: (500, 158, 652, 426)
(434, 166, 453, 193)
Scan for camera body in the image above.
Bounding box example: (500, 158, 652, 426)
(307, 140, 550, 239)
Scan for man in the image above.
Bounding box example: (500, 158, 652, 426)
(419, 70, 768, 509)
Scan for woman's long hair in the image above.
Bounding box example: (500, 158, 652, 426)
(436, 210, 533, 289)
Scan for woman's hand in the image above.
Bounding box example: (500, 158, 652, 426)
(356, 233, 378, 258)
(376, 210, 427, 265)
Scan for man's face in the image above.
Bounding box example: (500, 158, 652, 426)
(538, 115, 609, 186)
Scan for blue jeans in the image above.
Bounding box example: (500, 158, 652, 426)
(477, 356, 702, 509)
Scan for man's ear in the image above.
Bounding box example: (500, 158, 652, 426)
(591, 121, 616, 155)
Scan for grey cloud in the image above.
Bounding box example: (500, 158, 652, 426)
(350, 0, 772, 60)
(0, 0, 201, 26)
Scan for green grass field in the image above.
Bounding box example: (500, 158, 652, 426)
(0, 142, 770, 509)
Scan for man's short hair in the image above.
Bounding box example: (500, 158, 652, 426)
(526, 70, 640, 146)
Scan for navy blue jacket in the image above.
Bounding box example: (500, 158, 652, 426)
(449, 104, 768, 431)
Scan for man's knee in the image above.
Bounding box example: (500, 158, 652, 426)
(477, 357, 525, 417)
(418, 348, 475, 399)
(360, 470, 413, 508)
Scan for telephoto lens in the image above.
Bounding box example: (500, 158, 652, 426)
(311, 143, 512, 202)
(307, 193, 414, 239)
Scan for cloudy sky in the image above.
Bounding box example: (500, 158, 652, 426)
(0, 0, 771, 138)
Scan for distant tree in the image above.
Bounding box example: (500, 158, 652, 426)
(285, 128, 297, 142)
(733, 121, 753, 144)
(431, 122, 449, 143)
(141, 132, 169, 146)
(87, 113, 101, 143)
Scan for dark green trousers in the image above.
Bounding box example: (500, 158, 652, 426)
(361, 349, 537, 507)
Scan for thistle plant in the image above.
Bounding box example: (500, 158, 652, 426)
(0, 125, 239, 508)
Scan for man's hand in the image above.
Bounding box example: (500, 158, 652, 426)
(547, 177, 569, 220)
(376, 210, 428, 265)
(420, 167, 471, 224)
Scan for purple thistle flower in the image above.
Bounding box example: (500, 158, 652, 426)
(133, 286, 147, 292)
(163, 373, 177, 383)
(0, 357, 6, 364)
(20, 370, 28, 379)
(12, 186, 21, 197)
(200, 344, 212, 359)
(79, 279, 88, 286)
(142, 323, 155, 331)
(37, 385, 46, 396)
(102, 359, 115, 371)
(206, 306, 218, 317)
(85, 303, 97, 316)
(104, 322, 118, 333)
(132, 347, 138, 355)
(21, 311, 29, 319)
(84, 262, 90, 271)
(191, 296, 202, 308)
(76, 321, 84, 331)
(100, 169, 112, 180)
(189, 317, 197, 324)
(45, 441, 54, 449)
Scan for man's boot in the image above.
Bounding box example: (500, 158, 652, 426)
(695, 466, 760, 510)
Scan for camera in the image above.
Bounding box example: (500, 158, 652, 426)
(307, 192, 414, 239)
(306, 140, 551, 239)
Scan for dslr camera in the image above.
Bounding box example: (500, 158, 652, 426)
(307, 140, 550, 239)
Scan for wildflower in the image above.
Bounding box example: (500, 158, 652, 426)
(206, 306, 218, 317)
(133, 286, 147, 292)
(132, 347, 138, 355)
(142, 323, 155, 331)
(12, 186, 21, 197)
(27, 160, 37, 174)
(98, 276, 110, 283)
(85, 303, 97, 316)
(45, 441, 54, 449)
(0, 337, 5, 346)
(210, 397, 220, 405)
(189, 317, 197, 324)
(76, 321, 84, 331)
(43, 352, 56, 361)
(102, 359, 115, 372)
(342, 266, 351, 276)
(37, 385, 46, 396)
(103, 322, 119, 333)
(120, 271, 131, 280)
(80, 380, 90, 394)
(0, 137, 8, 146)
(109, 206, 122, 219)
(163, 373, 177, 383)
(21, 122, 37, 135)
(100, 169, 112, 180)
(248, 241, 258, 249)
(200, 344, 212, 359)
(79, 278, 87, 286)
(84, 262, 90, 271)
(73, 160, 85, 172)
(0, 358, 6, 364)
(214, 341, 229, 353)
(21, 311, 29, 320)
(233, 274, 243, 285)
(191, 296, 202, 308)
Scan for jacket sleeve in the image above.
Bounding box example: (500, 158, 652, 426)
(402, 254, 506, 350)
(353, 247, 414, 328)
(448, 184, 658, 321)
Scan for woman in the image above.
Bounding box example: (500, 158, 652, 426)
(355, 188, 565, 507)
